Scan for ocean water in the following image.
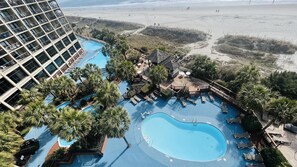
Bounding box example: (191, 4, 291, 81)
(57, 0, 297, 7)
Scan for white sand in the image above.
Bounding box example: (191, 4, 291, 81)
(63, 3, 297, 72)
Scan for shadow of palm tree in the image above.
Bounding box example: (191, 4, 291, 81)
(108, 147, 129, 167)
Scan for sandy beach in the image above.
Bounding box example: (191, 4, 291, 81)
(63, 3, 297, 72)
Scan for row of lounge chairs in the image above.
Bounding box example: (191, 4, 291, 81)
(237, 141, 254, 149)
(243, 153, 263, 163)
(227, 117, 241, 124)
(234, 132, 250, 139)
(130, 93, 159, 105)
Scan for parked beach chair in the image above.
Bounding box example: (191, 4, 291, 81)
(273, 136, 292, 146)
(180, 97, 187, 107)
(150, 93, 157, 100)
(144, 96, 154, 104)
(221, 102, 228, 114)
(243, 153, 263, 162)
(227, 117, 241, 124)
(234, 132, 250, 139)
(133, 95, 142, 102)
(247, 163, 266, 167)
(237, 141, 254, 149)
(266, 130, 283, 137)
(130, 97, 138, 105)
(186, 98, 197, 105)
(208, 92, 214, 102)
(201, 95, 206, 103)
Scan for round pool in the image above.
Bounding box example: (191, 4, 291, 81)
(141, 113, 227, 162)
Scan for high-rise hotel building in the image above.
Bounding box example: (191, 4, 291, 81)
(0, 0, 83, 111)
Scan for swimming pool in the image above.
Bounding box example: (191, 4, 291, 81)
(141, 112, 227, 162)
(58, 138, 76, 148)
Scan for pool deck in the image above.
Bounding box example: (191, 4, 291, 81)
(61, 82, 258, 167)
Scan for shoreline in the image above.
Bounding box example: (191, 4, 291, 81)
(64, 3, 297, 73)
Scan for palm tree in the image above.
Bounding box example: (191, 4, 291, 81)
(88, 73, 103, 91)
(18, 88, 43, 105)
(262, 97, 297, 130)
(95, 106, 131, 147)
(237, 83, 273, 113)
(49, 107, 93, 142)
(0, 151, 15, 167)
(0, 112, 20, 134)
(70, 67, 83, 83)
(0, 131, 23, 154)
(95, 81, 121, 109)
(149, 65, 168, 85)
(82, 64, 101, 80)
(53, 76, 78, 102)
(118, 61, 136, 83)
(230, 64, 260, 92)
(23, 101, 56, 127)
(106, 58, 121, 80)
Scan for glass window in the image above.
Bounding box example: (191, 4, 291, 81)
(55, 41, 64, 51)
(62, 37, 70, 46)
(54, 56, 64, 67)
(62, 51, 70, 60)
(69, 33, 76, 41)
(46, 46, 57, 57)
(68, 46, 76, 55)
(0, 78, 13, 96)
(46, 63, 57, 74)
(23, 59, 39, 73)
(8, 68, 28, 83)
(35, 70, 48, 81)
(36, 52, 49, 64)
(5, 91, 20, 107)
(22, 79, 37, 90)
(74, 42, 81, 50)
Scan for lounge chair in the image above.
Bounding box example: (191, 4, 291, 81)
(133, 95, 142, 102)
(266, 130, 283, 137)
(247, 163, 266, 167)
(237, 141, 254, 149)
(150, 93, 157, 100)
(201, 95, 206, 103)
(186, 98, 197, 105)
(130, 97, 138, 105)
(208, 92, 214, 102)
(273, 136, 292, 145)
(222, 102, 228, 114)
(144, 96, 154, 104)
(243, 153, 263, 162)
(227, 117, 241, 124)
(284, 123, 297, 134)
(234, 132, 250, 139)
(180, 97, 187, 107)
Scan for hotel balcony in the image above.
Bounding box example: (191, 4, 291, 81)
(0, 57, 16, 71)
(31, 27, 45, 37)
(42, 24, 54, 32)
(45, 12, 56, 20)
(1, 38, 22, 51)
(0, 1, 9, 8)
(49, 1, 59, 9)
(28, 5, 42, 14)
(24, 0, 36, 3)
(11, 49, 30, 60)
(0, 14, 18, 22)
(0, 48, 6, 57)
(54, 10, 63, 17)
(7, 0, 24, 6)
(10, 26, 27, 34)
(39, 37, 51, 46)
(0, 27, 12, 40)
(39, 3, 52, 12)
(19, 36, 35, 44)
(48, 32, 59, 41)
(26, 42, 41, 53)
(24, 19, 39, 28)
(15, 7, 32, 18)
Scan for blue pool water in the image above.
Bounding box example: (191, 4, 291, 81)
(58, 138, 76, 148)
(82, 105, 95, 112)
(75, 37, 109, 69)
(141, 112, 227, 162)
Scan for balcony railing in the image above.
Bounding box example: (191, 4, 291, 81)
(20, 36, 34, 44)
(2, 42, 22, 51)
(40, 5, 51, 12)
(39, 39, 50, 46)
(12, 51, 30, 60)
(24, 0, 36, 3)
(0, 60, 16, 71)
(17, 11, 32, 18)
(0, 49, 6, 56)
(49, 34, 58, 40)
(26, 21, 39, 28)
(10, 26, 27, 33)
(47, 14, 56, 20)
(0, 2, 9, 8)
(30, 8, 42, 14)
(43, 26, 53, 32)
(33, 31, 44, 37)
(27, 44, 41, 52)
(1, 15, 18, 22)
(49, 2, 58, 9)
(8, 0, 24, 6)
(0, 31, 12, 40)
(37, 18, 48, 24)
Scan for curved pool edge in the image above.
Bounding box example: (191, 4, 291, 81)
(140, 112, 228, 162)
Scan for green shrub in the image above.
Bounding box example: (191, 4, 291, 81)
(20, 127, 31, 137)
(261, 148, 292, 167)
(241, 114, 262, 132)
